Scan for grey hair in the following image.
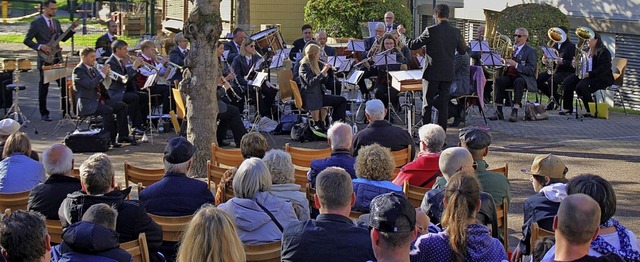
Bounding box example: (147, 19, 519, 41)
(327, 122, 352, 150)
(375, 22, 386, 30)
(42, 144, 74, 175)
(174, 32, 186, 45)
(232, 158, 272, 199)
(79, 153, 114, 195)
(82, 203, 118, 230)
(164, 159, 191, 174)
(418, 124, 446, 153)
(516, 27, 529, 37)
(262, 149, 295, 185)
(438, 147, 473, 179)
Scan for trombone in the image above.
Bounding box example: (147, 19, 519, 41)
(96, 64, 128, 84)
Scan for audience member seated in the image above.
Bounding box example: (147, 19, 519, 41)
(215, 132, 269, 205)
(51, 204, 132, 262)
(541, 174, 640, 261)
(308, 122, 356, 187)
(420, 147, 497, 230)
(549, 194, 625, 262)
(0, 119, 38, 161)
(352, 144, 403, 213)
(0, 210, 51, 262)
(410, 172, 507, 261)
(513, 154, 569, 260)
(533, 237, 556, 262)
(28, 144, 82, 220)
(352, 99, 415, 159)
(392, 124, 445, 188)
(176, 204, 245, 262)
(0, 132, 45, 193)
(58, 153, 163, 262)
(263, 149, 310, 221)
(218, 158, 298, 245)
(368, 192, 418, 262)
(281, 167, 376, 262)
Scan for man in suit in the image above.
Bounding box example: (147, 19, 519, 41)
(224, 27, 245, 63)
(537, 26, 575, 110)
(402, 4, 467, 132)
(489, 27, 537, 122)
(289, 24, 314, 61)
(23, 0, 78, 121)
(106, 39, 146, 135)
(95, 20, 118, 58)
(74, 47, 135, 148)
(169, 32, 188, 83)
(384, 11, 398, 32)
(315, 31, 342, 95)
(356, 22, 386, 96)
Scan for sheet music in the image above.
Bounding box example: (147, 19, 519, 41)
(346, 70, 365, 85)
(540, 46, 559, 59)
(416, 56, 426, 69)
(373, 51, 398, 66)
(481, 53, 503, 66)
(337, 58, 354, 73)
(166, 67, 178, 81)
(251, 72, 268, 87)
(223, 50, 230, 60)
(367, 22, 378, 38)
(347, 40, 365, 52)
(327, 56, 346, 68)
(469, 40, 491, 52)
(269, 49, 291, 69)
(143, 73, 158, 90)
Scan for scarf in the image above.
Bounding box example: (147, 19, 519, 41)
(590, 218, 640, 261)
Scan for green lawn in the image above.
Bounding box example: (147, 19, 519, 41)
(0, 33, 137, 48)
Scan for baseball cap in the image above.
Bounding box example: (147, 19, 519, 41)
(163, 137, 197, 164)
(459, 127, 491, 150)
(522, 154, 567, 178)
(0, 119, 20, 136)
(365, 99, 385, 117)
(368, 192, 416, 233)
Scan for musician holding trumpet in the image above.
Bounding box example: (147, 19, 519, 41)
(134, 40, 172, 116)
(169, 33, 189, 83)
(357, 23, 387, 96)
(536, 26, 576, 111)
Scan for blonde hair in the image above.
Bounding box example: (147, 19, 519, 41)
(355, 144, 395, 181)
(240, 38, 255, 57)
(441, 171, 481, 262)
(2, 132, 32, 158)
(301, 44, 321, 75)
(176, 205, 246, 262)
(232, 158, 272, 199)
(139, 40, 156, 52)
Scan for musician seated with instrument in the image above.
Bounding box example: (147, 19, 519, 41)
(315, 31, 343, 95)
(169, 32, 189, 84)
(362, 34, 409, 111)
(134, 40, 172, 116)
(216, 41, 247, 147)
(73, 47, 136, 148)
(489, 27, 537, 122)
(389, 30, 413, 68)
(106, 39, 147, 136)
(560, 31, 613, 117)
(231, 38, 278, 119)
(357, 22, 388, 97)
(224, 28, 246, 63)
(537, 26, 576, 111)
(299, 44, 348, 132)
(290, 24, 315, 62)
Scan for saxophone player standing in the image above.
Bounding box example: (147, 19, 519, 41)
(23, 0, 78, 121)
(400, 4, 466, 131)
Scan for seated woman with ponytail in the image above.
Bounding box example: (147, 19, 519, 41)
(410, 171, 507, 261)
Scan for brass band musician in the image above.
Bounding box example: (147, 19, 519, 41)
(537, 26, 576, 110)
(134, 40, 172, 116)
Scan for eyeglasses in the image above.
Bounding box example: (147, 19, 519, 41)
(514, 34, 526, 38)
(385, 17, 393, 19)
(247, 45, 255, 48)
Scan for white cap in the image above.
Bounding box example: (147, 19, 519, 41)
(0, 119, 20, 136)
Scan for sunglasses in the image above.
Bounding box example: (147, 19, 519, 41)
(247, 45, 255, 48)
(514, 34, 526, 38)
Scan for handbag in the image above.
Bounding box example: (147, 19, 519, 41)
(524, 102, 549, 121)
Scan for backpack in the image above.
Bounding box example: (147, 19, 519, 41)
(524, 102, 549, 121)
(290, 121, 327, 142)
(272, 114, 299, 135)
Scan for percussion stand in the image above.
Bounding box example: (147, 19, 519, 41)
(4, 85, 29, 127)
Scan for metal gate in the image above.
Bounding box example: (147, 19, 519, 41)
(615, 34, 640, 111)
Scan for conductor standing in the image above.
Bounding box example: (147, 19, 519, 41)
(400, 4, 466, 131)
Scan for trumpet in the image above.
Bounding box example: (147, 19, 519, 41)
(366, 36, 382, 58)
(156, 55, 184, 70)
(96, 64, 128, 84)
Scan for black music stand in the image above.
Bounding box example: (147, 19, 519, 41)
(373, 49, 400, 122)
(481, 52, 503, 113)
(347, 40, 365, 52)
(270, 48, 291, 69)
(143, 73, 159, 143)
(540, 46, 561, 110)
(249, 71, 269, 131)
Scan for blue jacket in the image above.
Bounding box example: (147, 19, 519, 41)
(51, 221, 132, 262)
(518, 183, 566, 254)
(308, 149, 356, 187)
(139, 172, 214, 216)
(352, 178, 403, 213)
(0, 153, 45, 193)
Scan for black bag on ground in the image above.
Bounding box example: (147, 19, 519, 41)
(64, 130, 111, 153)
(272, 114, 298, 135)
(524, 102, 549, 121)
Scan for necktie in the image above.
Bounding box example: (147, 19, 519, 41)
(48, 18, 54, 33)
(121, 59, 127, 70)
(512, 46, 518, 59)
(89, 67, 96, 77)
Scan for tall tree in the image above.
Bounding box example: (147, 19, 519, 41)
(236, 0, 250, 31)
(180, 0, 222, 177)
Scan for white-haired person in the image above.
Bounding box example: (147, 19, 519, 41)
(393, 124, 445, 188)
(352, 99, 414, 159)
(0, 118, 38, 161)
(218, 157, 298, 244)
(263, 149, 310, 220)
(308, 122, 356, 187)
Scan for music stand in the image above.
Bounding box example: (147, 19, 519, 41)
(269, 48, 291, 69)
(346, 40, 365, 52)
(540, 46, 560, 111)
(143, 73, 158, 144)
(481, 52, 503, 113)
(373, 50, 400, 122)
(248, 71, 268, 131)
(469, 40, 491, 53)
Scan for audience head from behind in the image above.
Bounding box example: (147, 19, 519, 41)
(0, 119, 20, 143)
(163, 137, 196, 175)
(523, 154, 568, 192)
(232, 157, 272, 199)
(262, 149, 295, 185)
(81, 203, 118, 231)
(0, 210, 51, 262)
(365, 99, 387, 122)
(368, 192, 417, 262)
(177, 204, 245, 262)
(2, 131, 32, 159)
(458, 127, 491, 160)
(42, 144, 74, 176)
(327, 122, 352, 151)
(553, 194, 602, 260)
(240, 132, 269, 159)
(79, 153, 116, 195)
(438, 147, 474, 179)
(418, 124, 445, 154)
(566, 174, 616, 226)
(442, 172, 483, 261)
(356, 143, 395, 181)
(315, 167, 355, 215)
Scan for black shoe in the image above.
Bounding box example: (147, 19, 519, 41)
(583, 113, 593, 118)
(509, 110, 518, 122)
(41, 115, 52, 122)
(488, 111, 504, 121)
(545, 101, 555, 111)
(118, 136, 137, 144)
(559, 110, 571, 116)
(111, 142, 122, 148)
(218, 140, 231, 147)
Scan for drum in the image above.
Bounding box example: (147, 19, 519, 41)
(1, 59, 16, 71)
(250, 28, 285, 56)
(18, 59, 32, 72)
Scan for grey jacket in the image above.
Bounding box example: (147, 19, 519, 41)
(270, 183, 310, 221)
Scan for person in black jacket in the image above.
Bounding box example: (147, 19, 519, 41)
(215, 42, 247, 147)
(364, 34, 409, 111)
(537, 26, 576, 110)
(224, 27, 246, 63)
(289, 24, 314, 62)
(561, 32, 613, 117)
(402, 4, 466, 131)
(28, 144, 81, 220)
(95, 20, 118, 58)
(168, 32, 188, 83)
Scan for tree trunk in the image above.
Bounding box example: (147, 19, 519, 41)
(235, 0, 250, 31)
(180, 0, 222, 177)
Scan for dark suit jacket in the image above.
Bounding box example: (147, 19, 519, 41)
(323, 45, 337, 57)
(231, 53, 262, 88)
(106, 55, 138, 101)
(73, 63, 108, 116)
(554, 40, 576, 73)
(224, 41, 241, 63)
(95, 33, 114, 57)
(289, 38, 309, 61)
(385, 23, 398, 32)
(169, 46, 187, 82)
(298, 62, 327, 111)
(406, 20, 466, 82)
(511, 44, 538, 91)
(364, 36, 379, 53)
(587, 47, 614, 88)
(23, 15, 74, 65)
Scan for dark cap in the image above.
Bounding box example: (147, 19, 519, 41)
(459, 127, 491, 150)
(163, 137, 197, 164)
(368, 192, 416, 233)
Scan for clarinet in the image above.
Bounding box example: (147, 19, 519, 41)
(221, 57, 243, 101)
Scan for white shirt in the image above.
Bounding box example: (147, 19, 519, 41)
(107, 32, 115, 41)
(139, 53, 167, 77)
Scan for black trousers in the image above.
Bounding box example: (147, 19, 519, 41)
(38, 58, 67, 116)
(95, 100, 128, 142)
(217, 103, 247, 146)
(495, 75, 527, 108)
(562, 75, 603, 113)
(423, 80, 451, 131)
(323, 94, 347, 122)
(537, 71, 572, 102)
(121, 92, 143, 128)
(249, 84, 278, 119)
(374, 84, 400, 109)
(150, 84, 171, 114)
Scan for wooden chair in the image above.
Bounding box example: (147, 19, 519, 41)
(488, 163, 509, 178)
(530, 221, 555, 256)
(597, 57, 628, 114)
(46, 219, 64, 244)
(211, 143, 243, 168)
(123, 161, 165, 189)
(121, 233, 150, 262)
(0, 190, 30, 212)
(245, 240, 282, 262)
(391, 145, 412, 178)
(284, 143, 331, 190)
(206, 161, 234, 202)
(171, 87, 186, 134)
(147, 213, 193, 242)
(72, 168, 80, 178)
(402, 181, 428, 208)
(305, 183, 316, 211)
(496, 197, 509, 252)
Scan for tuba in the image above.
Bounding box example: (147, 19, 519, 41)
(573, 26, 595, 79)
(545, 27, 567, 74)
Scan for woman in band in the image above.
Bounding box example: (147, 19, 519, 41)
(299, 44, 347, 131)
(216, 41, 247, 147)
(560, 32, 613, 117)
(390, 30, 412, 68)
(365, 34, 409, 111)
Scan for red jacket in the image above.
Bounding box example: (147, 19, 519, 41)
(392, 152, 441, 188)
